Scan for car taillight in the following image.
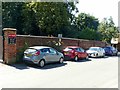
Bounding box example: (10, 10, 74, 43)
(34, 51, 40, 56)
(71, 50, 75, 53)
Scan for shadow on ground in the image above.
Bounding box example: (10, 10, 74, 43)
(9, 62, 67, 70)
(65, 58, 92, 62)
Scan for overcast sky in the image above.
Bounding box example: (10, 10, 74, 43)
(76, 0, 119, 26)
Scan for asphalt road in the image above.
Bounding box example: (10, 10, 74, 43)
(0, 55, 118, 88)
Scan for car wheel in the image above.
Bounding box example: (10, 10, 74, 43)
(74, 56, 78, 61)
(102, 53, 105, 58)
(59, 57, 64, 64)
(39, 60, 45, 68)
(85, 56, 89, 60)
(115, 53, 118, 56)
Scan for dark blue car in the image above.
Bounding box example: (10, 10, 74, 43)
(103, 46, 118, 56)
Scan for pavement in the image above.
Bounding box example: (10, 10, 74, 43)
(0, 56, 118, 88)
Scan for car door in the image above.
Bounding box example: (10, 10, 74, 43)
(49, 48, 60, 62)
(79, 48, 86, 58)
(112, 47, 117, 54)
(99, 48, 104, 56)
(74, 48, 82, 58)
(40, 48, 52, 63)
(97, 48, 101, 56)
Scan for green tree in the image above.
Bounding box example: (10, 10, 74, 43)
(2, 2, 25, 34)
(98, 17, 119, 43)
(74, 13, 100, 40)
(75, 13, 99, 31)
(77, 28, 101, 40)
(22, 2, 78, 36)
(2, 2, 78, 36)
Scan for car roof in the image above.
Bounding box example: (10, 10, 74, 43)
(104, 46, 113, 48)
(89, 47, 101, 48)
(28, 46, 51, 49)
(66, 46, 80, 48)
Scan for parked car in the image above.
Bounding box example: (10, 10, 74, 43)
(62, 46, 88, 61)
(86, 47, 105, 57)
(103, 46, 118, 56)
(23, 46, 64, 67)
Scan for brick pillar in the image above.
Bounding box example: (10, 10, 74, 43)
(3, 28, 17, 64)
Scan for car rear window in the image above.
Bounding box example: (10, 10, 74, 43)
(64, 48, 73, 51)
(104, 47, 110, 50)
(25, 48, 37, 52)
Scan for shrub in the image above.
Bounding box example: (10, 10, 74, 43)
(16, 42, 29, 63)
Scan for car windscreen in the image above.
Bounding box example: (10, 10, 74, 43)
(89, 48, 98, 51)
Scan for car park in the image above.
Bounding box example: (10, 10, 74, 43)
(86, 47, 105, 58)
(62, 46, 88, 61)
(103, 46, 118, 56)
(23, 46, 64, 67)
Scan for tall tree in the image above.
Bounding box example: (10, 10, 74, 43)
(2, 2, 78, 36)
(75, 13, 99, 31)
(74, 13, 100, 40)
(98, 17, 119, 43)
(2, 2, 25, 34)
(22, 2, 78, 36)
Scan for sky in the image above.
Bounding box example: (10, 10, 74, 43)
(76, 0, 119, 26)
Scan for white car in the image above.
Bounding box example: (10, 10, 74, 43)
(86, 47, 105, 57)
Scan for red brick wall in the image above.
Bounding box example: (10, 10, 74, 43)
(0, 36, 3, 59)
(16, 35, 106, 51)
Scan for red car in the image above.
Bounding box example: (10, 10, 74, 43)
(62, 46, 88, 61)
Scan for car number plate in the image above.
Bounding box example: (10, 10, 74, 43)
(26, 54, 32, 57)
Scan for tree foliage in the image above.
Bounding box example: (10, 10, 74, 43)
(98, 17, 119, 43)
(2, 2, 24, 34)
(2, 2, 118, 43)
(74, 13, 100, 40)
(75, 13, 99, 31)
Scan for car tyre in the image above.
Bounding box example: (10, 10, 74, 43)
(39, 59, 45, 68)
(102, 53, 105, 58)
(59, 57, 64, 64)
(115, 53, 118, 56)
(74, 56, 78, 61)
(85, 56, 89, 60)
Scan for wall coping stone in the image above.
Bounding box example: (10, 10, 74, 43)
(17, 35, 105, 42)
(3, 28, 16, 31)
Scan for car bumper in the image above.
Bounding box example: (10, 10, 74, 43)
(23, 58, 39, 64)
(64, 55, 74, 60)
(88, 53, 99, 57)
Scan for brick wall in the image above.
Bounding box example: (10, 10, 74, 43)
(16, 35, 107, 51)
(0, 36, 3, 59)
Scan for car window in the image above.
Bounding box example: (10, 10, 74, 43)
(100, 48, 102, 51)
(104, 47, 110, 50)
(112, 47, 116, 50)
(64, 48, 73, 51)
(75, 48, 80, 52)
(49, 48, 57, 54)
(40, 48, 50, 53)
(80, 48, 85, 52)
(89, 48, 98, 51)
(25, 48, 37, 53)
(75, 48, 84, 52)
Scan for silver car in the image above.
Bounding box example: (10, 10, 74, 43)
(86, 47, 105, 57)
(23, 46, 64, 67)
